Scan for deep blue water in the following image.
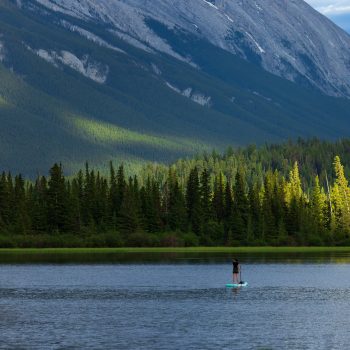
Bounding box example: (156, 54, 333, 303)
(1, 262, 350, 349)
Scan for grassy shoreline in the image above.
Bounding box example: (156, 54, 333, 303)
(1, 247, 350, 254)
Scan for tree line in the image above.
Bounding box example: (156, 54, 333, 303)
(0, 152, 350, 247)
(140, 138, 350, 192)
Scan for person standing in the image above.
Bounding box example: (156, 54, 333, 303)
(232, 258, 240, 284)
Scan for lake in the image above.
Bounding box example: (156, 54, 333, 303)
(1, 253, 350, 349)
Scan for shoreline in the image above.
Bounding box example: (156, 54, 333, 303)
(1, 247, 350, 254)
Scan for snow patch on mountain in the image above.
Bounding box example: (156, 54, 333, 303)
(60, 20, 125, 54)
(245, 32, 265, 54)
(252, 91, 273, 102)
(31, 47, 109, 83)
(166, 82, 181, 93)
(151, 64, 162, 75)
(191, 93, 212, 107)
(182, 88, 192, 98)
(36, 49, 58, 66)
(165, 82, 212, 107)
(224, 14, 234, 23)
(58, 51, 109, 83)
(202, 0, 218, 10)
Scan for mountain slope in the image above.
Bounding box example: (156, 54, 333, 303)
(32, 0, 350, 97)
(0, 0, 349, 175)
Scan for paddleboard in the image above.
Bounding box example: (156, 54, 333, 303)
(226, 282, 248, 288)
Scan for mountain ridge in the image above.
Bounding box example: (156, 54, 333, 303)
(32, 0, 350, 97)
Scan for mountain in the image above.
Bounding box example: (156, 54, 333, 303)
(0, 0, 350, 175)
(32, 0, 350, 97)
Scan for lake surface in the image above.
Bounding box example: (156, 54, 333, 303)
(1, 255, 350, 349)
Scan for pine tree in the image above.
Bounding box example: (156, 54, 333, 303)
(71, 171, 84, 231)
(12, 174, 30, 234)
(223, 181, 233, 242)
(248, 181, 261, 241)
(261, 171, 277, 242)
(186, 167, 202, 234)
(331, 183, 343, 236)
(285, 163, 304, 239)
(47, 164, 68, 233)
(200, 168, 212, 224)
(6, 172, 14, 225)
(212, 173, 224, 223)
(333, 156, 350, 235)
(84, 168, 97, 230)
(232, 169, 249, 242)
(64, 180, 78, 233)
(167, 173, 187, 232)
(94, 171, 108, 227)
(290, 162, 303, 200)
(29, 176, 48, 233)
(108, 162, 118, 226)
(0, 172, 11, 229)
(117, 165, 126, 214)
(141, 177, 162, 232)
(118, 184, 142, 236)
(310, 176, 326, 233)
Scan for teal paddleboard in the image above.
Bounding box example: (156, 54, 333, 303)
(226, 282, 248, 288)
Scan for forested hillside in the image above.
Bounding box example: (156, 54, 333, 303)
(1, 1, 350, 175)
(142, 138, 350, 190)
(1, 139, 350, 248)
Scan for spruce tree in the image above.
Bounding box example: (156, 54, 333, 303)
(248, 181, 261, 241)
(285, 163, 304, 239)
(186, 167, 202, 234)
(12, 174, 30, 234)
(47, 163, 67, 233)
(71, 171, 84, 231)
(232, 169, 249, 242)
(333, 156, 350, 234)
(108, 162, 119, 226)
(118, 184, 142, 236)
(167, 173, 187, 232)
(0, 172, 11, 229)
(223, 181, 233, 242)
(117, 165, 126, 214)
(261, 171, 277, 242)
(310, 176, 326, 233)
(212, 173, 224, 222)
(141, 177, 162, 233)
(200, 168, 212, 224)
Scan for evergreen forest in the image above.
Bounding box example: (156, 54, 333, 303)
(1, 139, 350, 248)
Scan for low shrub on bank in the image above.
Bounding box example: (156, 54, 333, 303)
(0, 231, 346, 249)
(0, 232, 124, 248)
(0, 231, 201, 248)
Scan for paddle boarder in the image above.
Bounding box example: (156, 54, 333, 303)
(232, 258, 240, 284)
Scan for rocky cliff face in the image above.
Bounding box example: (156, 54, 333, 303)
(32, 0, 350, 97)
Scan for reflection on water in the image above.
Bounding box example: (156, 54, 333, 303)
(1, 250, 350, 264)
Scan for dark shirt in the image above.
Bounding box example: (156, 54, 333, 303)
(232, 260, 239, 273)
